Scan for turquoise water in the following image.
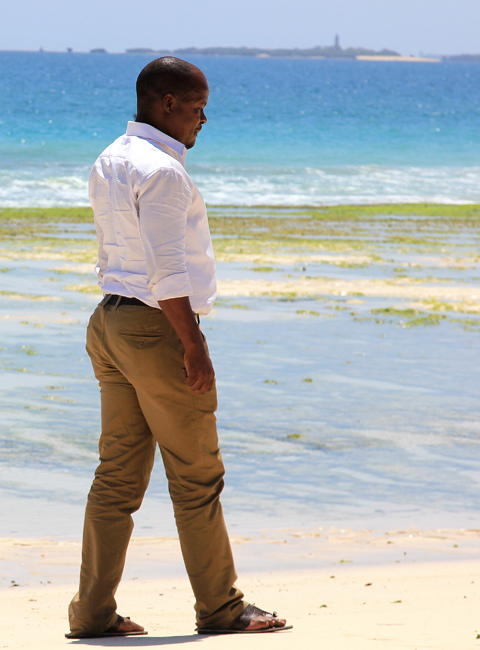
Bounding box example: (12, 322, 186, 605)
(1, 52, 480, 205)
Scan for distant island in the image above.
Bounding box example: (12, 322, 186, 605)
(443, 54, 480, 61)
(24, 35, 479, 61)
(125, 46, 401, 58)
(124, 36, 402, 59)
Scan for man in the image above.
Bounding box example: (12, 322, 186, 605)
(66, 57, 289, 637)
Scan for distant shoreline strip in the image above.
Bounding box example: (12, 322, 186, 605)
(356, 55, 441, 63)
(0, 51, 467, 62)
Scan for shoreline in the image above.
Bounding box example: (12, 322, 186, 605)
(3, 526, 480, 590)
(0, 50, 451, 61)
(1, 532, 480, 649)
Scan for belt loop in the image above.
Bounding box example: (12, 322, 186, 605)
(114, 295, 122, 310)
(100, 294, 112, 307)
(195, 313, 200, 325)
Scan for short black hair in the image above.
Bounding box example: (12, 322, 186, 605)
(136, 57, 204, 107)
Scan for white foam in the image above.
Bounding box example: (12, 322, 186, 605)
(193, 164, 480, 205)
(0, 170, 90, 207)
(1, 164, 479, 207)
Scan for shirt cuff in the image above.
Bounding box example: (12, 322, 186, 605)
(149, 272, 193, 302)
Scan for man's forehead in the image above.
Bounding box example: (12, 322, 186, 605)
(184, 81, 209, 101)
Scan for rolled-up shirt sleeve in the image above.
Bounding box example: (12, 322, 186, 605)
(137, 167, 193, 302)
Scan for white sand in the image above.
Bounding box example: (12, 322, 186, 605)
(217, 277, 480, 303)
(2, 530, 480, 649)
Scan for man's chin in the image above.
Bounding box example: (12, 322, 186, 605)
(185, 136, 198, 150)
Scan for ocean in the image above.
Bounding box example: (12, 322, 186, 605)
(1, 52, 480, 206)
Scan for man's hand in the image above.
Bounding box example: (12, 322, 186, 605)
(158, 296, 215, 395)
(184, 342, 215, 395)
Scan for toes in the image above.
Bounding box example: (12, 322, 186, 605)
(245, 614, 286, 630)
(118, 617, 144, 633)
(245, 615, 271, 630)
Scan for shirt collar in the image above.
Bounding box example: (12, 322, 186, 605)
(126, 121, 187, 167)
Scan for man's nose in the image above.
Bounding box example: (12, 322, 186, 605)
(200, 109, 207, 124)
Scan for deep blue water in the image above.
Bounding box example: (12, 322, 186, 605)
(1, 52, 479, 205)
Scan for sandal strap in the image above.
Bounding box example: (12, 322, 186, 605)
(231, 604, 276, 631)
(105, 614, 124, 633)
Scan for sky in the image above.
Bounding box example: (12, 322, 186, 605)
(2, 0, 479, 56)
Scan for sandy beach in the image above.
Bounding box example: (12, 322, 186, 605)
(2, 529, 480, 649)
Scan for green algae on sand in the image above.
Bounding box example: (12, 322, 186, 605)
(2, 203, 480, 260)
(1, 204, 479, 332)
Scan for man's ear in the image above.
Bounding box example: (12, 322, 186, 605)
(163, 93, 176, 114)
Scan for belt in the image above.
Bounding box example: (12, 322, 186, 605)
(102, 294, 147, 307)
(101, 294, 200, 323)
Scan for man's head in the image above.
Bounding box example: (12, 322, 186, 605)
(136, 57, 209, 149)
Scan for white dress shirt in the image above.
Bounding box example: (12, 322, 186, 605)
(89, 121, 217, 315)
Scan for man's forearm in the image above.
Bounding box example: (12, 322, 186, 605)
(158, 296, 203, 350)
(158, 296, 215, 394)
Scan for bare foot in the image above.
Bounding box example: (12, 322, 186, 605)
(117, 617, 144, 633)
(244, 612, 287, 631)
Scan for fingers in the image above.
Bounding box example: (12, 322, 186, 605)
(183, 347, 215, 394)
(186, 370, 215, 394)
(184, 365, 214, 394)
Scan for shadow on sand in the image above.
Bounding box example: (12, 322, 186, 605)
(68, 635, 205, 646)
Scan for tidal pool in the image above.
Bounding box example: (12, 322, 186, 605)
(0, 206, 479, 540)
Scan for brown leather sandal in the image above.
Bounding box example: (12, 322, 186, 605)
(197, 604, 293, 634)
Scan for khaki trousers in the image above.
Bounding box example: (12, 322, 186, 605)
(68, 300, 245, 634)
